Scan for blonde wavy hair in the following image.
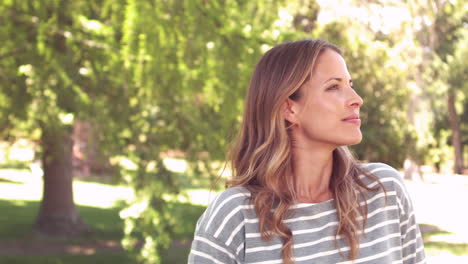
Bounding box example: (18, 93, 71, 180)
(228, 39, 385, 263)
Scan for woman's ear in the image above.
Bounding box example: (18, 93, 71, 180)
(283, 98, 299, 125)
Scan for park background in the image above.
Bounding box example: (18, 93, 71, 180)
(0, 0, 467, 263)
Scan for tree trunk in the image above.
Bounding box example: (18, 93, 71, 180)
(34, 124, 90, 237)
(447, 91, 464, 174)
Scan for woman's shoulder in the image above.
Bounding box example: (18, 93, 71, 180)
(195, 186, 252, 236)
(217, 185, 252, 200)
(210, 186, 252, 210)
(359, 162, 403, 181)
(358, 162, 408, 193)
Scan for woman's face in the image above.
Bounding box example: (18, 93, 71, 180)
(286, 48, 363, 148)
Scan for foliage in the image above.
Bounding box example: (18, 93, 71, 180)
(111, 1, 286, 262)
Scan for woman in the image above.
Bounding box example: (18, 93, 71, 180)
(188, 39, 425, 264)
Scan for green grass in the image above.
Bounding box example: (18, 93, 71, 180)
(419, 223, 468, 257)
(0, 199, 126, 241)
(424, 241, 468, 256)
(0, 198, 132, 263)
(0, 198, 205, 263)
(0, 197, 206, 263)
(162, 245, 191, 264)
(0, 199, 39, 240)
(0, 168, 208, 264)
(0, 249, 193, 264)
(0, 160, 30, 170)
(0, 252, 133, 264)
(0, 178, 23, 184)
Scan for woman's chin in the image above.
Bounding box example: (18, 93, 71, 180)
(340, 135, 362, 146)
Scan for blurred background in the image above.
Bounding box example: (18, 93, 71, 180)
(0, 0, 466, 263)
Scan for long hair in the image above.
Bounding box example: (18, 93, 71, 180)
(228, 39, 385, 263)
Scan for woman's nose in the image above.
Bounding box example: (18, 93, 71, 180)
(349, 88, 363, 108)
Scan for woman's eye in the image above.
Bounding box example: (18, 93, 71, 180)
(326, 85, 339, 91)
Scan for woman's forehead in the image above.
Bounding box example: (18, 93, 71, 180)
(310, 50, 351, 82)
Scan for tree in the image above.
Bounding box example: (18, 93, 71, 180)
(408, 0, 467, 173)
(445, 28, 468, 173)
(0, 0, 122, 236)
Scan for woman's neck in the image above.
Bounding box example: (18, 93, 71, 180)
(292, 144, 334, 203)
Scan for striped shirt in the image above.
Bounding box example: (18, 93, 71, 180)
(188, 163, 426, 263)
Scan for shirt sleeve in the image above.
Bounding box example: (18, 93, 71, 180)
(187, 187, 248, 264)
(188, 231, 240, 264)
(393, 173, 426, 264)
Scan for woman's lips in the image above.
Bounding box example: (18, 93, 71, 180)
(342, 117, 361, 124)
(343, 115, 361, 124)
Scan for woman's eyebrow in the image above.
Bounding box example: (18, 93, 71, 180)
(322, 77, 353, 84)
